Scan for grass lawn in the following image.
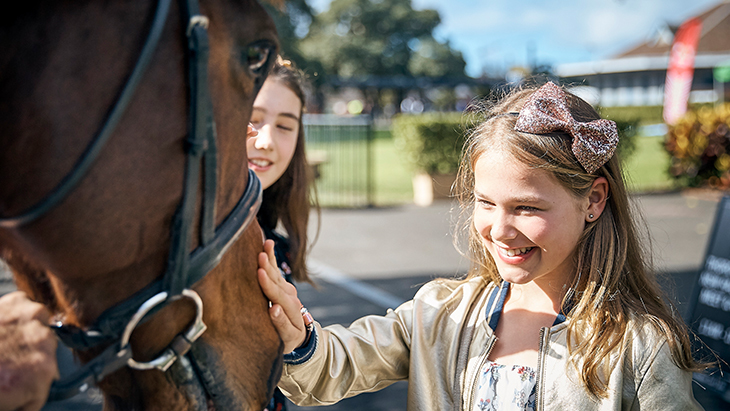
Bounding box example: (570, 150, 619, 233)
(372, 138, 415, 205)
(622, 135, 677, 193)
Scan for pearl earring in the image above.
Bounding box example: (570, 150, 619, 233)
(589, 214, 594, 219)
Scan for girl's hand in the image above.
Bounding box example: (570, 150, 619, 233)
(257, 240, 308, 354)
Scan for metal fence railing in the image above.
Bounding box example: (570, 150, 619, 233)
(304, 114, 374, 208)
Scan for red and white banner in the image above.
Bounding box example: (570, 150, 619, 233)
(663, 17, 703, 125)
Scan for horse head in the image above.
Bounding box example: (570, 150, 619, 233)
(0, 0, 285, 409)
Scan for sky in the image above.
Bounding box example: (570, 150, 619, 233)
(308, 0, 723, 77)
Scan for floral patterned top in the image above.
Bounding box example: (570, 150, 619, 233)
(473, 282, 548, 411)
(473, 361, 536, 411)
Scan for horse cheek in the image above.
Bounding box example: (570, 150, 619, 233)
(195, 224, 284, 409)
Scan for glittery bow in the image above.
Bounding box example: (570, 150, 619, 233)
(514, 82, 618, 174)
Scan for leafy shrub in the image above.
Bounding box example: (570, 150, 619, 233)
(393, 112, 639, 175)
(599, 103, 712, 126)
(612, 119, 640, 161)
(392, 113, 472, 175)
(665, 104, 730, 188)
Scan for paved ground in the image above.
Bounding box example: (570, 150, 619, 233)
(1, 190, 729, 410)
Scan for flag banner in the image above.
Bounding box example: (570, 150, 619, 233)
(663, 17, 703, 125)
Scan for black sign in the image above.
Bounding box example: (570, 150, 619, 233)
(688, 195, 730, 401)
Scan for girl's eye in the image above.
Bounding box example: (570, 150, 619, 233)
(277, 124, 294, 132)
(476, 199, 494, 208)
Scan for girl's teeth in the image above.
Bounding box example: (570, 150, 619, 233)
(505, 247, 531, 257)
(251, 159, 270, 167)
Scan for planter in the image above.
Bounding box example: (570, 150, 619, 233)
(412, 172, 457, 206)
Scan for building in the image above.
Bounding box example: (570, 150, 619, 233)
(556, 1, 730, 107)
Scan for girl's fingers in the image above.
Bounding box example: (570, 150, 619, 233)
(264, 240, 277, 270)
(256, 254, 303, 327)
(257, 272, 307, 353)
(256, 241, 308, 352)
(269, 304, 306, 353)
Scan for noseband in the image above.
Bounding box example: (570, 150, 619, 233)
(0, 0, 271, 403)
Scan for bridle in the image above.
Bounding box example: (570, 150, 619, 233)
(0, 0, 274, 403)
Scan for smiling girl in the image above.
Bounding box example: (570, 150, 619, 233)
(247, 57, 317, 411)
(258, 82, 705, 410)
(247, 56, 315, 285)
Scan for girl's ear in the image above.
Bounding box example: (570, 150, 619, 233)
(586, 177, 609, 222)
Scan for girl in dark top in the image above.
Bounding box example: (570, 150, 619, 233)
(247, 56, 317, 411)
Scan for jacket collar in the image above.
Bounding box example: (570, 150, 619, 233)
(484, 281, 571, 332)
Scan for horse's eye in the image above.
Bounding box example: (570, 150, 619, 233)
(245, 41, 275, 75)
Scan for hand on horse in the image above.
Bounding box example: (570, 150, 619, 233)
(0, 292, 59, 411)
(257, 240, 308, 354)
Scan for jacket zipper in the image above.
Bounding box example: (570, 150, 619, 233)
(466, 336, 497, 410)
(535, 327, 548, 411)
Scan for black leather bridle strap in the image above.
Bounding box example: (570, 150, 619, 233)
(0, 0, 173, 229)
(164, 0, 213, 296)
(51, 171, 261, 351)
(188, 0, 219, 249)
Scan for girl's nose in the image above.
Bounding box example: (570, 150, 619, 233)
(253, 124, 273, 150)
(489, 211, 517, 243)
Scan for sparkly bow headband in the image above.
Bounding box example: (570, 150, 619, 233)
(513, 82, 618, 174)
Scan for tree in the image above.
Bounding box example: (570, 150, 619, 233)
(299, 0, 466, 80)
(262, 0, 317, 71)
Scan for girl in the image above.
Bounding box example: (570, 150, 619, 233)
(247, 56, 316, 411)
(248, 55, 315, 285)
(258, 82, 704, 410)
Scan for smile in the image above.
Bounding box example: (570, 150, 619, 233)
(249, 158, 272, 168)
(499, 247, 534, 258)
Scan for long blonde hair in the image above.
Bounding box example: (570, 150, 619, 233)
(455, 84, 701, 398)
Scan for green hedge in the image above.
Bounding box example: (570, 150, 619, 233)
(393, 113, 639, 175)
(392, 113, 472, 175)
(599, 104, 715, 127)
(599, 106, 664, 126)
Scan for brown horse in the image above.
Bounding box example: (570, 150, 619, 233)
(0, 0, 286, 409)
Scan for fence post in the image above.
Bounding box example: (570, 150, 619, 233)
(366, 113, 374, 207)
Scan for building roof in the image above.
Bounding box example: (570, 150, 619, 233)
(556, 1, 730, 77)
(618, 1, 730, 57)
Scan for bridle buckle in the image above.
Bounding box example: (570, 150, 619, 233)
(120, 289, 207, 372)
(187, 15, 210, 37)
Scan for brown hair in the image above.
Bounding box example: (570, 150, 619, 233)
(256, 56, 318, 283)
(455, 83, 702, 398)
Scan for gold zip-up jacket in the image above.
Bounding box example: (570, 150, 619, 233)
(278, 277, 703, 410)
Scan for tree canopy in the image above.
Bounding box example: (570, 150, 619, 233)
(297, 0, 466, 80)
(263, 0, 316, 69)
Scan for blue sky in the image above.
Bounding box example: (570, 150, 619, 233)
(308, 0, 722, 77)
